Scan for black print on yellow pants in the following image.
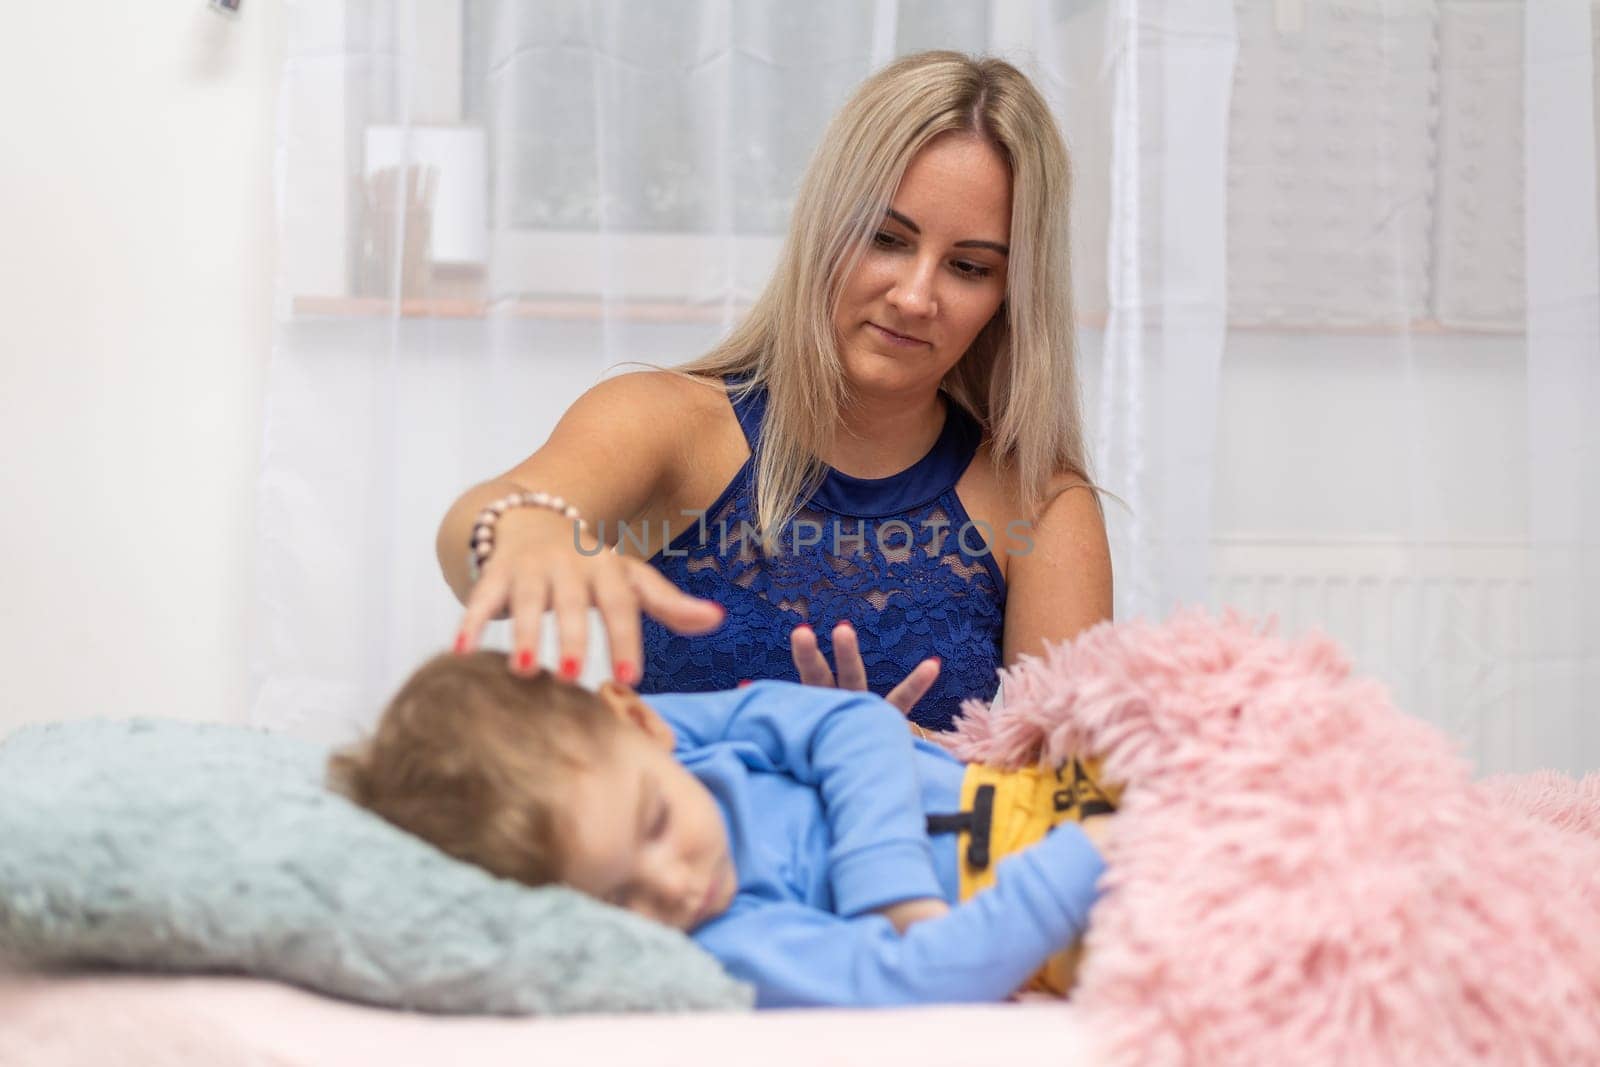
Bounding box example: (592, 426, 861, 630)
(926, 757, 1120, 996)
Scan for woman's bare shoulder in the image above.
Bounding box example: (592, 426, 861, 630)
(960, 439, 1019, 505)
(584, 369, 747, 521)
(559, 369, 732, 446)
(968, 440, 1098, 514)
(587, 368, 728, 414)
(596, 366, 745, 453)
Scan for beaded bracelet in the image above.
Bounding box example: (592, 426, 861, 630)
(468, 490, 589, 582)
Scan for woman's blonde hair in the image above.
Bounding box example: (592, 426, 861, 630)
(677, 50, 1087, 538)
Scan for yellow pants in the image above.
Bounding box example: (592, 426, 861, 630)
(955, 757, 1120, 996)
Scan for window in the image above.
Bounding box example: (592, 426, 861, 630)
(299, 0, 1600, 332)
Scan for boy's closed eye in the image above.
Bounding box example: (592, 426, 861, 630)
(646, 799, 670, 841)
(635, 772, 666, 840)
(605, 781, 671, 905)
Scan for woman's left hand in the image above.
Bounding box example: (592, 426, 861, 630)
(789, 621, 941, 717)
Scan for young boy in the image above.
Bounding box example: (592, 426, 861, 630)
(332, 652, 1115, 1008)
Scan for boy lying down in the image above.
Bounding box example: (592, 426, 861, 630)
(331, 652, 1117, 1008)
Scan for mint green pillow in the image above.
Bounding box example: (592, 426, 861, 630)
(0, 719, 751, 1014)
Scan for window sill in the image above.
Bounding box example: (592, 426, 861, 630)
(288, 296, 1522, 336)
(289, 296, 747, 322)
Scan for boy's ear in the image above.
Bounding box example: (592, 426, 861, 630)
(597, 682, 676, 750)
(324, 743, 370, 802)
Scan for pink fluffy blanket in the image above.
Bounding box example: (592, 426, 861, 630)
(942, 611, 1600, 1066)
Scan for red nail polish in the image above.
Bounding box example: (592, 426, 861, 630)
(793, 624, 812, 634)
(929, 657, 941, 668)
(560, 657, 580, 680)
(737, 679, 753, 688)
(453, 632, 469, 655)
(516, 649, 533, 671)
(837, 619, 854, 631)
(614, 662, 635, 685)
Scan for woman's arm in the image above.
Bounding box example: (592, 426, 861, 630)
(1000, 478, 1113, 665)
(439, 371, 725, 679)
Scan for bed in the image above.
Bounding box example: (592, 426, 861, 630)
(6, 615, 1599, 1066)
(0, 973, 1088, 1067)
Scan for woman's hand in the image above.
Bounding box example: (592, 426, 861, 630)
(438, 373, 732, 684)
(789, 620, 941, 717)
(454, 507, 725, 683)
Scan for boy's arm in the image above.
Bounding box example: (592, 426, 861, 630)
(649, 682, 942, 916)
(876, 897, 950, 932)
(870, 819, 1108, 935)
(693, 822, 1106, 1008)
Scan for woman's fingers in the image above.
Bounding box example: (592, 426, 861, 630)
(507, 571, 552, 675)
(456, 568, 512, 656)
(831, 622, 869, 691)
(790, 624, 835, 687)
(461, 548, 721, 685)
(628, 560, 726, 635)
(591, 562, 644, 684)
(884, 658, 941, 717)
(791, 622, 938, 713)
(547, 568, 591, 681)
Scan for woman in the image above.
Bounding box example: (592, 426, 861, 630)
(439, 51, 1110, 732)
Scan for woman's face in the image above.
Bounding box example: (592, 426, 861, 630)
(831, 132, 1012, 400)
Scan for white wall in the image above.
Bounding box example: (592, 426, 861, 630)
(0, 2, 281, 732)
(0, 2, 1558, 767)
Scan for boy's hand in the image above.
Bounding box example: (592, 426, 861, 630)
(1079, 813, 1113, 854)
(875, 897, 950, 933)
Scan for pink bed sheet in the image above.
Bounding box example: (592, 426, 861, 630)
(0, 972, 1092, 1067)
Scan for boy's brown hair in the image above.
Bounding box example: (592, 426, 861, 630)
(328, 651, 616, 887)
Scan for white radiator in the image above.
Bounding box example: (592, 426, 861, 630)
(1209, 538, 1532, 772)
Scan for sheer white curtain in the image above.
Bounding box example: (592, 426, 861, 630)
(262, 0, 1599, 774)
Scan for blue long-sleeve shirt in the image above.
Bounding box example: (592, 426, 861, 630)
(641, 681, 1105, 1008)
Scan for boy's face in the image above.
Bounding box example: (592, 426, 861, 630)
(558, 683, 737, 932)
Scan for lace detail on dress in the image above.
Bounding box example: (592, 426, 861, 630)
(639, 383, 1007, 733)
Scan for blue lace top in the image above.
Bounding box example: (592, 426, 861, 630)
(639, 377, 1007, 732)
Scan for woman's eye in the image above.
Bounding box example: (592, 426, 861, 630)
(649, 805, 671, 841)
(872, 231, 902, 249)
(953, 260, 992, 279)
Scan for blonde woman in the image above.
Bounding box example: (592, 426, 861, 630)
(439, 51, 1111, 733)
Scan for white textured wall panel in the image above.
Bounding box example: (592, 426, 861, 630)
(1227, 0, 1439, 327)
(1434, 2, 1525, 329)
(1210, 538, 1532, 773)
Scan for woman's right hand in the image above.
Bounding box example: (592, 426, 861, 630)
(453, 506, 725, 685)
(440, 372, 733, 684)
